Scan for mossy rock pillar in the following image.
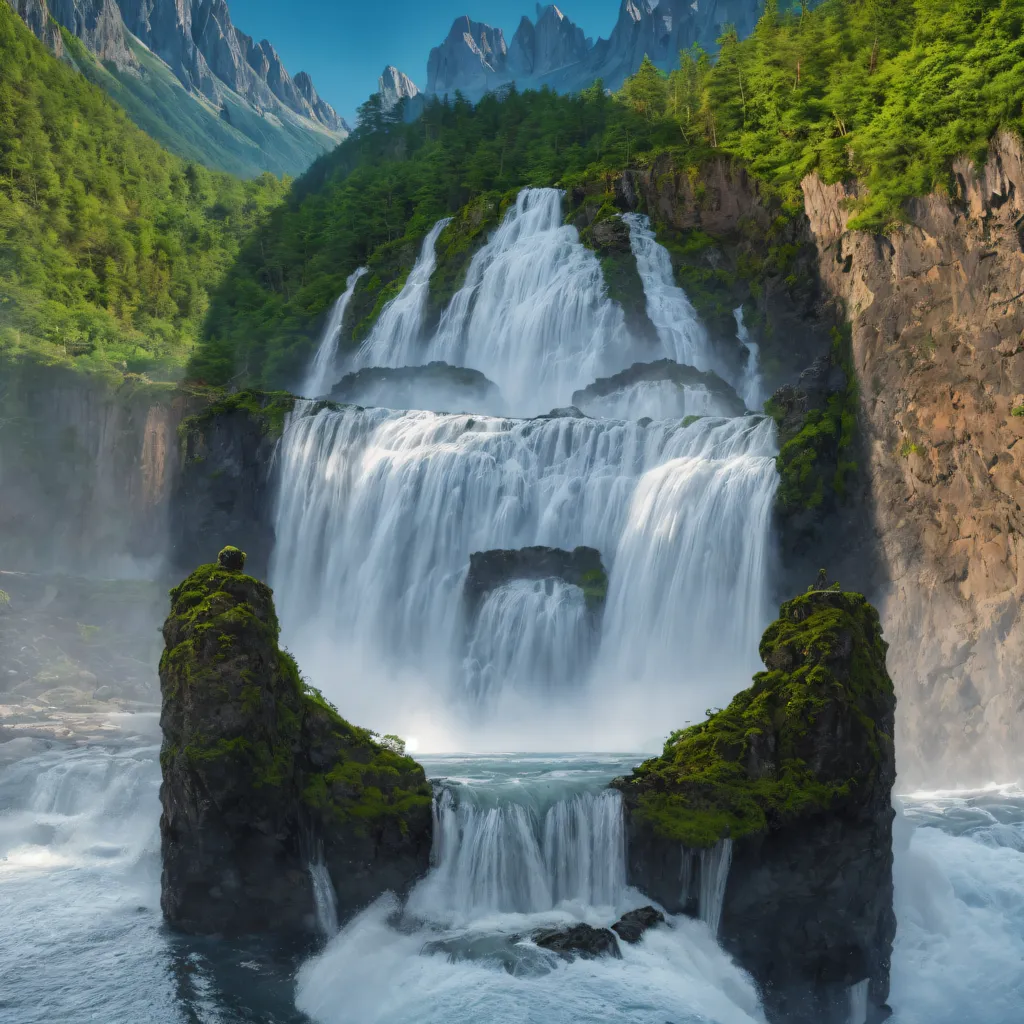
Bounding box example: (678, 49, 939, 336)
(159, 552, 432, 939)
(613, 590, 897, 1024)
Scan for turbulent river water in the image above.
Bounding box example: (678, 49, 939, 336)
(3, 187, 1021, 1022)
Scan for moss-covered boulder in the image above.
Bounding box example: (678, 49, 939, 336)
(613, 589, 896, 1024)
(159, 556, 432, 939)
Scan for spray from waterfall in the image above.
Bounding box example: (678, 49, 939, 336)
(303, 267, 368, 398)
(356, 219, 451, 369)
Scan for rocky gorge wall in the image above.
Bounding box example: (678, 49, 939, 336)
(802, 132, 1024, 786)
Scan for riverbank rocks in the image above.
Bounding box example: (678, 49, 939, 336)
(613, 589, 896, 1024)
(159, 553, 432, 939)
(464, 546, 608, 615)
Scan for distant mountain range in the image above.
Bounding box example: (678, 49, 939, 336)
(7, 0, 348, 178)
(387, 1, 766, 106)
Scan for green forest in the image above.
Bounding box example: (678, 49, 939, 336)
(0, 3, 284, 378)
(2, 0, 1022, 386)
(193, 0, 1024, 389)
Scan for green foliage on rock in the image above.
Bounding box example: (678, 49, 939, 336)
(614, 589, 895, 847)
(580, 568, 610, 612)
(0, 5, 285, 378)
(178, 389, 298, 450)
(160, 559, 431, 829)
(769, 327, 858, 513)
(193, 86, 676, 387)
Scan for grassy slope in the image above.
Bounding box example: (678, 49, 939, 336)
(70, 34, 340, 180)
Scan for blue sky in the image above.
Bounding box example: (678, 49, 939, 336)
(229, 1, 620, 125)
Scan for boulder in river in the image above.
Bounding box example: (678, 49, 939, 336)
(533, 923, 622, 960)
(159, 551, 432, 939)
(613, 589, 897, 1024)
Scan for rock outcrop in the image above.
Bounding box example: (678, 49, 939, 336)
(49, 0, 135, 67)
(614, 589, 897, 1024)
(464, 546, 608, 615)
(378, 65, 419, 112)
(572, 360, 747, 419)
(330, 362, 501, 415)
(159, 548, 432, 938)
(533, 923, 621, 960)
(427, 16, 508, 97)
(801, 131, 1024, 786)
(508, 4, 590, 80)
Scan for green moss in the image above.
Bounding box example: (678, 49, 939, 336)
(178, 389, 297, 455)
(427, 192, 509, 322)
(771, 326, 858, 513)
(580, 567, 609, 612)
(615, 590, 893, 848)
(1013, 405, 1024, 418)
(681, 415, 704, 428)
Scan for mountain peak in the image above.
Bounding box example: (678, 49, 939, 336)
(378, 65, 420, 111)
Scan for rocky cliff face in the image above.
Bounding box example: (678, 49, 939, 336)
(0, 363, 203, 575)
(427, 16, 508, 97)
(801, 132, 1024, 787)
(378, 64, 419, 111)
(171, 391, 297, 581)
(508, 4, 590, 80)
(10, 0, 347, 174)
(614, 589, 897, 1024)
(159, 549, 432, 938)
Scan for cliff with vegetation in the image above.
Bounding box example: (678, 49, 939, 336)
(615, 587, 897, 1024)
(159, 547, 432, 938)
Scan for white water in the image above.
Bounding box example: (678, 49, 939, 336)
(303, 267, 368, 398)
(698, 840, 734, 937)
(575, 379, 739, 422)
(356, 219, 452, 370)
(309, 850, 340, 939)
(270, 406, 777, 749)
(622, 213, 717, 374)
(735, 307, 763, 412)
(463, 579, 593, 702)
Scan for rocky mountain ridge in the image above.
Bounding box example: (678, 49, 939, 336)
(422, 0, 766, 99)
(7, 0, 347, 176)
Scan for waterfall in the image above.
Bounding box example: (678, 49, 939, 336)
(309, 852, 340, 939)
(271, 405, 777, 737)
(303, 267, 368, 398)
(356, 219, 451, 369)
(848, 979, 870, 1024)
(576, 379, 738, 422)
(425, 188, 636, 415)
(698, 839, 733, 936)
(409, 785, 626, 919)
(622, 213, 717, 373)
(463, 579, 593, 701)
(735, 307, 764, 411)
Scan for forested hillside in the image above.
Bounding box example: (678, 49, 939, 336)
(193, 0, 1024, 389)
(0, 4, 284, 378)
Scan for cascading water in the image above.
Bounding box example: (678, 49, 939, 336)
(735, 307, 763, 411)
(463, 579, 593, 702)
(309, 848, 340, 939)
(270, 406, 778, 747)
(356, 219, 451, 370)
(621, 212, 716, 373)
(575, 379, 738, 422)
(303, 267, 368, 398)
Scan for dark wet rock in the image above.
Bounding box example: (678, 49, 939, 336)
(533, 923, 621, 960)
(538, 406, 587, 419)
(614, 589, 897, 1024)
(611, 905, 665, 944)
(330, 362, 501, 415)
(573, 360, 746, 417)
(159, 555, 432, 940)
(464, 546, 608, 616)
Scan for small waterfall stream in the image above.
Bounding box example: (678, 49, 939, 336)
(303, 267, 368, 398)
